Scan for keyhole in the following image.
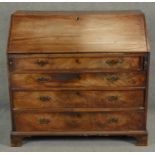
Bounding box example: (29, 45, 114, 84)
(75, 59, 80, 64)
(76, 16, 80, 21)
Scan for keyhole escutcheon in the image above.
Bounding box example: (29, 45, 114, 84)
(76, 16, 80, 21)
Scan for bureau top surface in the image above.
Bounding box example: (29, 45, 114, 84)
(7, 11, 149, 53)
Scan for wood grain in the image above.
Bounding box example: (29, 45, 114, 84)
(14, 111, 145, 132)
(10, 72, 146, 89)
(13, 90, 144, 109)
(8, 11, 148, 53)
(9, 54, 142, 72)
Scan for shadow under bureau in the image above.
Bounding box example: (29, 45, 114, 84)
(7, 11, 150, 146)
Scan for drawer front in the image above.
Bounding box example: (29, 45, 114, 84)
(14, 111, 145, 132)
(9, 55, 142, 72)
(11, 72, 146, 89)
(13, 90, 144, 109)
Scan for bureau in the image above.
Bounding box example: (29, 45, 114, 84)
(7, 11, 150, 146)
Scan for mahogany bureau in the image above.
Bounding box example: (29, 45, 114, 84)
(7, 11, 150, 146)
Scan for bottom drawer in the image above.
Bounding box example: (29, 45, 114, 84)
(14, 111, 145, 132)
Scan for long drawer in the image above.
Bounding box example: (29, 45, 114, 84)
(9, 54, 143, 72)
(10, 72, 146, 89)
(13, 90, 144, 109)
(14, 111, 145, 132)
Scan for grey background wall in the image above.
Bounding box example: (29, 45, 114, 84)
(0, 2, 155, 108)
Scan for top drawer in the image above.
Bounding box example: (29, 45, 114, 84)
(9, 54, 144, 72)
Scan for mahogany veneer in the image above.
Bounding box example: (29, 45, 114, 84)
(7, 11, 150, 146)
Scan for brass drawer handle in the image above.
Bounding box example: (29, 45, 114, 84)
(37, 77, 50, 82)
(39, 96, 51, 102)
(38, 118, 50, 124)
(106, 74, 119, 82)
(106, 96, 118, 102)
(106, 59, 123, 66)
(36, 60, 48, 67)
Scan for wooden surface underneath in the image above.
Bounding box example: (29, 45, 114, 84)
(8, 11, 149, 53)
